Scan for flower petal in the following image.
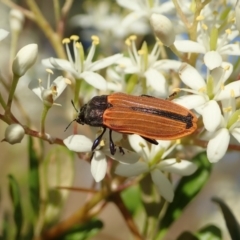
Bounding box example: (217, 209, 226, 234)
(219, 44, 240, 55)
(0, 29, 9, 41)
(202, 100, 221, 132)
(179, 63, 206, 90)
(215, 81, 240, 100)
(103, 148, 140, 164)
(52, 76, 68, 99)
(174, 40, 206, 53)
(89, 54, 123, 71)
(207, 128, 230, 162)
(151, 169, 174, 202)
(128, 134, 150, 158)
(63, 135, 92, 152)
(204, 51, 222, 70)
(80, 71, 107, 90)
(231, 128, 240, 143)
(145, 68, 168, 97)
(157, 159, 197, 175)
(173, 95, 206, 110)
(91, 151, 107, 182)
(115, 162, 148, 177)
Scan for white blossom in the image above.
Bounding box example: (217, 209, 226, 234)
(64, 131, 139, 182)
(2, 124, 25, 144)
(12, 44, 38, 77)
(176, 62, 240, 132)
(206, 96, 240, 162)
(42, 35, 122, 91)
(0, 29, 9, 41)
(115, 135, 197, 202)
(150, 13, 175, 47)
(117, 36, 181, 97)
(29, 69, 70, 107)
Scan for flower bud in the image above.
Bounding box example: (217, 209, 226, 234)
(150, 13, 175, 47)
(236, 0, 240, 32)
(9, 9, 25, 32)
(2, 124, 25, 144)
(12, 44, 38, 77)
(0, 29, 9, 41)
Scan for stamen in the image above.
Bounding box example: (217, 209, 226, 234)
(129, 35, 137, 41)
(65, 78, 72, 85)
(198, 87, 206, 93)
(70, 35, 79, 41)
(91, 35, 99, 45)
(62, 38, 70, 44)
(201, 23, 208, 30)
(139, 142, 146, 148)
(231, 89, 235, 98)
(196, 15, 204, 21)
(223, 106, 232, 112)
(46, 68, 53, 74)
(125, 38, 131, 46)
(225, 29, 231, 35)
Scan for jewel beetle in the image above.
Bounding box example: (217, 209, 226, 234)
(67, 92, 197, 155)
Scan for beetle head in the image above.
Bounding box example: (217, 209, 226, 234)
(76, 104, 87, 125)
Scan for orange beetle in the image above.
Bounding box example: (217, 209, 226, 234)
(73, 92, 197, 155)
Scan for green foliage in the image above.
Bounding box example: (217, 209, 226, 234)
(156, 152, 212, 238)
(8, 174, 23, 239)
(28, 137, 40, 216)
(212, 197, 240, 240)
(59, 219, 103, 240)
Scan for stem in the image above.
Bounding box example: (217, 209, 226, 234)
(140, 76, 147, 95)
(42, 189, 110, 239)
(53, 0, 60, 27)
(74, 79, 82, 107)
(25, 0, 66, 59)
(40, 105, 50, 135)
(0, 92, 7, 110)
(6, 74, 20, 114)
(110, 192, 144, 240)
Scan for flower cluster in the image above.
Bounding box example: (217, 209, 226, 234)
(2, 0, 240, 205)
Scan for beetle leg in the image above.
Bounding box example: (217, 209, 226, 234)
(91, 128, 107, 151)
(141, 136, 158, 145)
(109, 129, 116, 155)
(119, 146, 125, 155)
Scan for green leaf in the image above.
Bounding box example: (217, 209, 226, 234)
(156, 152, 211, 239)
(121, 185, 142, 215)
(28, 137, 40, 216)
(43, 146, 74, 224)
(8, 174, 23, 239)
(212, 197, 240, 239)
(59, 219, 103, 240)
(0, 213, 11, 240)
(197, 225, 222, 240)
(177, 231, 199, 240)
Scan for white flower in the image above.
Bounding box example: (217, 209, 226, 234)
(116, 0, 175, 27)
(206, 96, 240, 162)
(0, 29, 9, 41)
(70, 2, 150, 41)
(236, 0, 240, 32)
(12, 44, 38, 77)
(9, 9, 24, 32)
(42, 35, 122, 90)
(176, 62, 240, 132)
(117, 36, 181, 97)
(2, 124, 25, 144)
(29, 69, 70, 107)
(150, 13, 175, 47)
(174, 14, 240, 69)
(115, 135, 197, 202)
(64, 131, 139, 182)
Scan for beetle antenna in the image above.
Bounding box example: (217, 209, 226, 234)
(64, 100, 79, 132)
(71, 100, 78, 113)
(64, 119, 76, 132)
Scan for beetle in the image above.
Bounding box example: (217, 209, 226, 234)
(67, 92, 197, 155)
